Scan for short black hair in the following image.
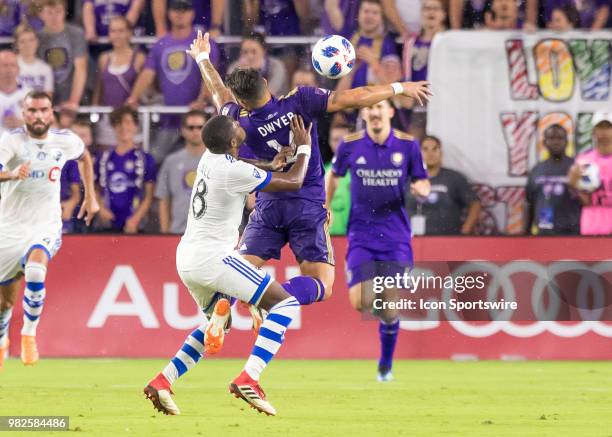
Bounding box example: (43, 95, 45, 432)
(110, 106, 138, 126)
(24, 90, 52, 104)
(225, 68, 266, 104)
(181, 109, 209, 126)
(544, 123, 566, 136)
(421, 135, 442, 147)
(201, 115, 235, 154)
(242, 31, 266, 52)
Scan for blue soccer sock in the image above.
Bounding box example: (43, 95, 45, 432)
(378, 319, 400, 373)
(21, 262, 47, 337)
(0, 307, 12, 347)
(282, 276, 325, 305)
(244, 296, 300, 380)
(162, 324, 206, 385)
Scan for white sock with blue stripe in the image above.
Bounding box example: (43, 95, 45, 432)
(162, 323, 207, 385)
(0, 307, 12, 347)
(21, 262, 47, 337)
(244, 296, 300, 381)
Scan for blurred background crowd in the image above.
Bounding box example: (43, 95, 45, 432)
(0, 0, 610, 236)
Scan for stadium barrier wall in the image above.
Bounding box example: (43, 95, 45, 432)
(8, 236, 612, 360)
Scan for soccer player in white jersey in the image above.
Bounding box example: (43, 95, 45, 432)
(0, 91, 99, 368)
(144, 114, 313, 417)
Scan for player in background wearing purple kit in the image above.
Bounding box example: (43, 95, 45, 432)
(186, 30, 431, 336)
(325, 99, 431, 381)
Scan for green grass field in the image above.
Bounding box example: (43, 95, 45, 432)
(1, 359, 611, 436)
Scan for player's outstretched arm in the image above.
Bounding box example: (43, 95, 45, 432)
(262, 116, 312, 192)
(76, 149, 100, 225)
(186, 30, 236, 111)
(327, 81, 432, 112)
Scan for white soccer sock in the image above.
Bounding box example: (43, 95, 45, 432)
(244, 296, 300, 381)
(21, 262, 47, 337)
(162, 322, 207, 385)
(0, 307, 13, 347)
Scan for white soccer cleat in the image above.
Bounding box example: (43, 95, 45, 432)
(377, 370, 394, 382)
(229, 370, 277, 416)
(144, 372, 181, 415)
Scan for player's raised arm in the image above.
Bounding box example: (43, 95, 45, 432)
(261, 116, 312, 192)
(76, 149, 100, 225)
(186, 30, 236, 111)
(326, 81, 432, 112)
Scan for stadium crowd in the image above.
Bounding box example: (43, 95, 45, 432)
(0, 0, 610, 235)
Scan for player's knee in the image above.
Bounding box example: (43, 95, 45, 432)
(348, 286, 363, 311)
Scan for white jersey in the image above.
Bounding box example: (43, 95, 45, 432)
(0, 127, 85, 234)
(17, 57, 55, 94)
(177, 150, 270, 271)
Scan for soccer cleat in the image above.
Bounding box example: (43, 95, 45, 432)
(144, 372, 180, 415)
(204, 298, 231, 355)
(377, 368, 394, 382)
(229, 370, 277, 416)
(0, 339, 8, 371)
(21, 335, 38, 366)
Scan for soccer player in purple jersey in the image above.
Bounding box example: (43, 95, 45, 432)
(326, 99, 430, 381)
(186, 30, 431, 328)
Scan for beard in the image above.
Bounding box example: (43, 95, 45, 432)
(26, 120, 51, 137)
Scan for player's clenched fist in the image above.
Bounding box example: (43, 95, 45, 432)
(10, 161, 31, 180)
(290, 115, 312, 147)
(186, 29, 211, 60)
(400, 81, 433, 106)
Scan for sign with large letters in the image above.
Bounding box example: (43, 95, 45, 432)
(6, 236, 612, 360)
(427, 31, 611, 234)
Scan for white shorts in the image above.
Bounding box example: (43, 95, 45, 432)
(177, 250, 272, 312)
(0, 228, 62, 284)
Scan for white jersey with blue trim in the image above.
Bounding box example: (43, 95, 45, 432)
(178, 150, 271, 270)
(0, 127, 84, 233)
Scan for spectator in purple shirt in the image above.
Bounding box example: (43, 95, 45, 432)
(243, 0, 310, 36)
(338, 0, 402, 91)
(93, 16, 146, 148)
(127, 0, 219, 163)
(153, 0, 226, 38)
(322, 0, 361, 38)
(0, 0, 20, 36)
(82, 0, 145, 40)
(94, 107, 156, 233)
(400, 0, 445, 138)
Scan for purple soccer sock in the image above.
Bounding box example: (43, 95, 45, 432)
(378, 320, 400, 373)
(282, 276, 325, 305)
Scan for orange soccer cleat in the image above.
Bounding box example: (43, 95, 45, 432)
(21, 335, 39, 366)
(204, 298, 231, 355)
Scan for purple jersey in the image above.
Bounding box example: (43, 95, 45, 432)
(144, 30, 219, 127)
(350, 32, 400, 88)
(221, 86, 330, 202)
(409, 37, 431, 82)
(332, 129, 427, 249)
(95, 148, 156, 230)
(84, 0, 132, 36)
(60, 159, 80, 202)
(260, 0, 300, 35)
(0, 0, 19, 36)
(320, 0, 360, 38)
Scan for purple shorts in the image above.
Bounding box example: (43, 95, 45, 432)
(239, 199, 334, 265)
(346, 243, 413, 287)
